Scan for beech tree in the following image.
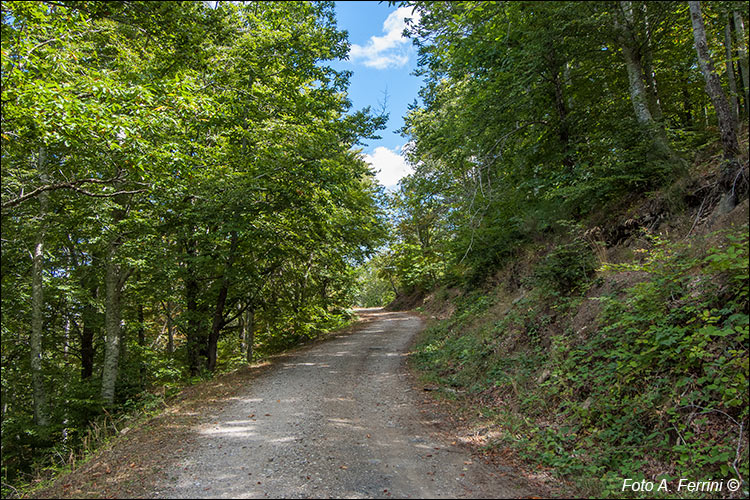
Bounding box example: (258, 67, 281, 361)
(613, 1, 675, 160)
(733, 10, 749, 114)
(689, 1, 740, 162)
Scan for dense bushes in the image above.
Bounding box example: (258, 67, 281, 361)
(531, 240, 597, 295)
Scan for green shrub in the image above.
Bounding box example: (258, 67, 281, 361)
(532, 240, 597, 294)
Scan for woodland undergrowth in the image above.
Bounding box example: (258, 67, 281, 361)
(412, 210, 748, 498)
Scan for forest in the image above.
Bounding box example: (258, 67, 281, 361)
(2, 0, 389, 490)
(2, 0, 749, 498)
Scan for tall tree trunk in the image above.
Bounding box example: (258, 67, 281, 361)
(541, 35, 573, 172)
(616, 2, 674, 159)
(207, 231, 238, 372)
(617, 3, 654, 125)
(725, 19, 740, 122)
(563, 62, 574, 109)
(31, 146, 48, 427)
(101, 246, 125, 403)
(621, 41, 673, 157)
(64, 317, 70, 361)
(77, 247, 101, 381)
(206, 279, 229, 372)
(689, 1, 740, 162)
(101, 249, 119, 403)
(165, 301, 174, 355)
(80, 283, 98, 380)
(387, 272, 399, 298)
(184, 235, 203, 376)
(118, 307, 127, 368)
(137, 301, 145, 388)
(238, 303, 246, 356)
(137, 305, 145, 347)
(101, 201, 130, 404)
(550, 59, 574, 171)
(733, 11, 749, 115)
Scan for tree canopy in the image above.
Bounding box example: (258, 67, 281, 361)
(1, 0, 387, 485)
(380, 0, 748, 291)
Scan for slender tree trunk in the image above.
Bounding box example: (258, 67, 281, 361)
(101, 245, 126, 403)
(563, 61, 574, 109)
(617, 3, 654, 125)
(690, 1, 740, 161)
(80, 293, 97, 380)
(77, 247, 101, 380)
(31, 146, 48, 427)
(137, 302, 145, 388)
(239, 303, 246, 356)
(207, 232, 238, 372)
(387, 271, 399, 298)
(64, 317, 70, 361)
(616, 2, 674, 160)
(118, 307, 127, 367)
(246, 308, 255, 364)
(621, 42, 673, 157)
(101, 200, 130, 404)
(184, 237, 203, 376)
(725, 19, 740, 122)
(642, 43, 663, 123)
(206, 280, 229, 372)
(550, 61, 574, 171)
(553, 71, 569, 144)
(733, 11, 749, 114)
(165, 301, 174, 355)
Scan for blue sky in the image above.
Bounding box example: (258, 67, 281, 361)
(329, 1, 423, 188)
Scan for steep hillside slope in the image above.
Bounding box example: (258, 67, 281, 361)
(407, 151, 749, 498)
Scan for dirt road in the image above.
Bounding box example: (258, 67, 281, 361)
(155, 309, 534, 499)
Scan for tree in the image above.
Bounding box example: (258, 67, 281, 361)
(612, 1, 675, 160)
(733, 10, 749, 115)
(689, 1, 740, 163)
(390, 0, 746, 286)
(725, 15, 740, 122)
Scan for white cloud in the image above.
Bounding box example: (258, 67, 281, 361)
(349, 6, 420, 69)
(364, 145, 413, 188)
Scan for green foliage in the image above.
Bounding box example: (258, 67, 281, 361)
(391, 4, 749, 491)
(2, 0, 749, 494)
(354, 256, 396, 307)
(595, 229, 748, 410)
(1, 0, 387, 490)
(388, 0, 748, 285)
(531, 241, 597, 295)
(412, 225, 749, 496)
(413, 291, 497, 390)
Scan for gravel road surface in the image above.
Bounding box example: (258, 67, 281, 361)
(155, 309, 533, 499)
